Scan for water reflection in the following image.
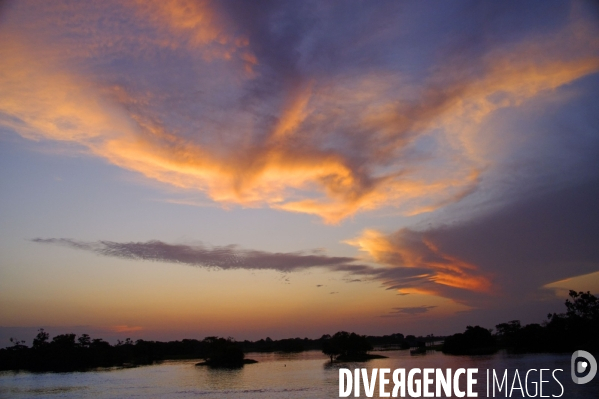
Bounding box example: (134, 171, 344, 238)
(204, 366, 244, 391)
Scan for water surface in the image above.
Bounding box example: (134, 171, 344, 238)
(1, 350, 597, 398)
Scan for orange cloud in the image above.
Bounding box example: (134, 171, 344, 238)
(131, 0, 256, 71)
(112, 325, 144, 333)
(1, 2, 598, 223)
(346, 229, 491, 294)
(269, 81, 314, 140)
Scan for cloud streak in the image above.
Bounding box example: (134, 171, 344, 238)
(31, 238, 366, 273)
(112, 325, 143, 333)
(382, 306, 437, 317)
(31, 236, 493, 304)
(346, 229, 492, 294)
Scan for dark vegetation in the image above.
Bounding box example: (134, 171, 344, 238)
(0, 332, 256, 372)
(443, 290, 599, 355)
(2, 290, 596, 371)
(442, 326, 497, 355)
(240, 337, 319, 353)
(0, 330, 423, 372)
(0, 329, 429, 372)
(194, 337, 254, 368)
(321, 331, 386, 362)
(239, 332, 414, 354)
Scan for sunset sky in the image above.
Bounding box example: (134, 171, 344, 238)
(1, 0, 599, 345)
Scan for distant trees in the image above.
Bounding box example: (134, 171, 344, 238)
(78, 334, 91, 348)
(3, 291, 596, 371)
(200, 337, 245, 367)
(443, 326, 496, 355)
(240, 337, 306, 353)
(493, 290, 599, 353)
(0, 332, 245, 372)
(443, 291, 599, 356)
(8, 338, 27, 351)
(365, 333, 409, 349)
(32, 328, 49, 349)
(495, 320, 521, 343)
(564, 290, 599, 320)
(322, 331, 373, 362)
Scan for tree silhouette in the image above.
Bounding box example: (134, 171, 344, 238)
(32, 328, 49, 349)
(321, 331, 372, 362)
(494, 291, 599, 353)
(443, 326, 496, 355)
(77, 334, 91, 348)
(201, 337, 245, 367)
(565, 290, 599, 320)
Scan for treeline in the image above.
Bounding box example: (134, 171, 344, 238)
(0, 331, 420, 372)
(239, 332, 418, 353)
(443, 290, 599, 355)
(0, 332, 247, 372)
(4, 291, 594, 371)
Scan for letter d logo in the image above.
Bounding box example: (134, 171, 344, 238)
(571, 350, 597, 384)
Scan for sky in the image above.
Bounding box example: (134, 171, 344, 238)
(1, 0, 599, 345)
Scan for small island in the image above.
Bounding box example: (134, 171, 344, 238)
(194, 337, 257, 368)
(321, 331, 387, 362)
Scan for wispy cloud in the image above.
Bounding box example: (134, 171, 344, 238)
(30, 236, 491, 303)
(2, 1, 598, 223)
(31, 238, 363, 273)
(158, 198, 220, 208)
(345, 229, 492, 294)
(382, 306, 437, 317)
(112, 325, 144, 333)
(28, 175, 599, 313)
(358, 178, 599, 313)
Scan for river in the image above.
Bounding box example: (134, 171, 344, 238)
(1, 350, 597, 398)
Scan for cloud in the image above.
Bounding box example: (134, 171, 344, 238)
(1, 1, 598, 223)
(352, 177, 599, 319)
(32, 168, 599, 309)
(544, 271, 599, 297)
(30, 235, 495, 305)
(31, 238, 365, 273)
(345, 229, 492, 294)
(30, 176, 599, 315)
(112, 325, 144, 333)
(382, 306, 437, 317)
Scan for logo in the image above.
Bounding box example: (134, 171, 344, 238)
(571, 350, 597, 384)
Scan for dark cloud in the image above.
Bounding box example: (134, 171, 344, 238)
(428, 177, 599, 300)
(382, 306, 437, 317)
(361, 176, 599, 326)
(344, 278, 362, 283)
(30, 238, 433, 293)
(31, 238, 367, 273)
